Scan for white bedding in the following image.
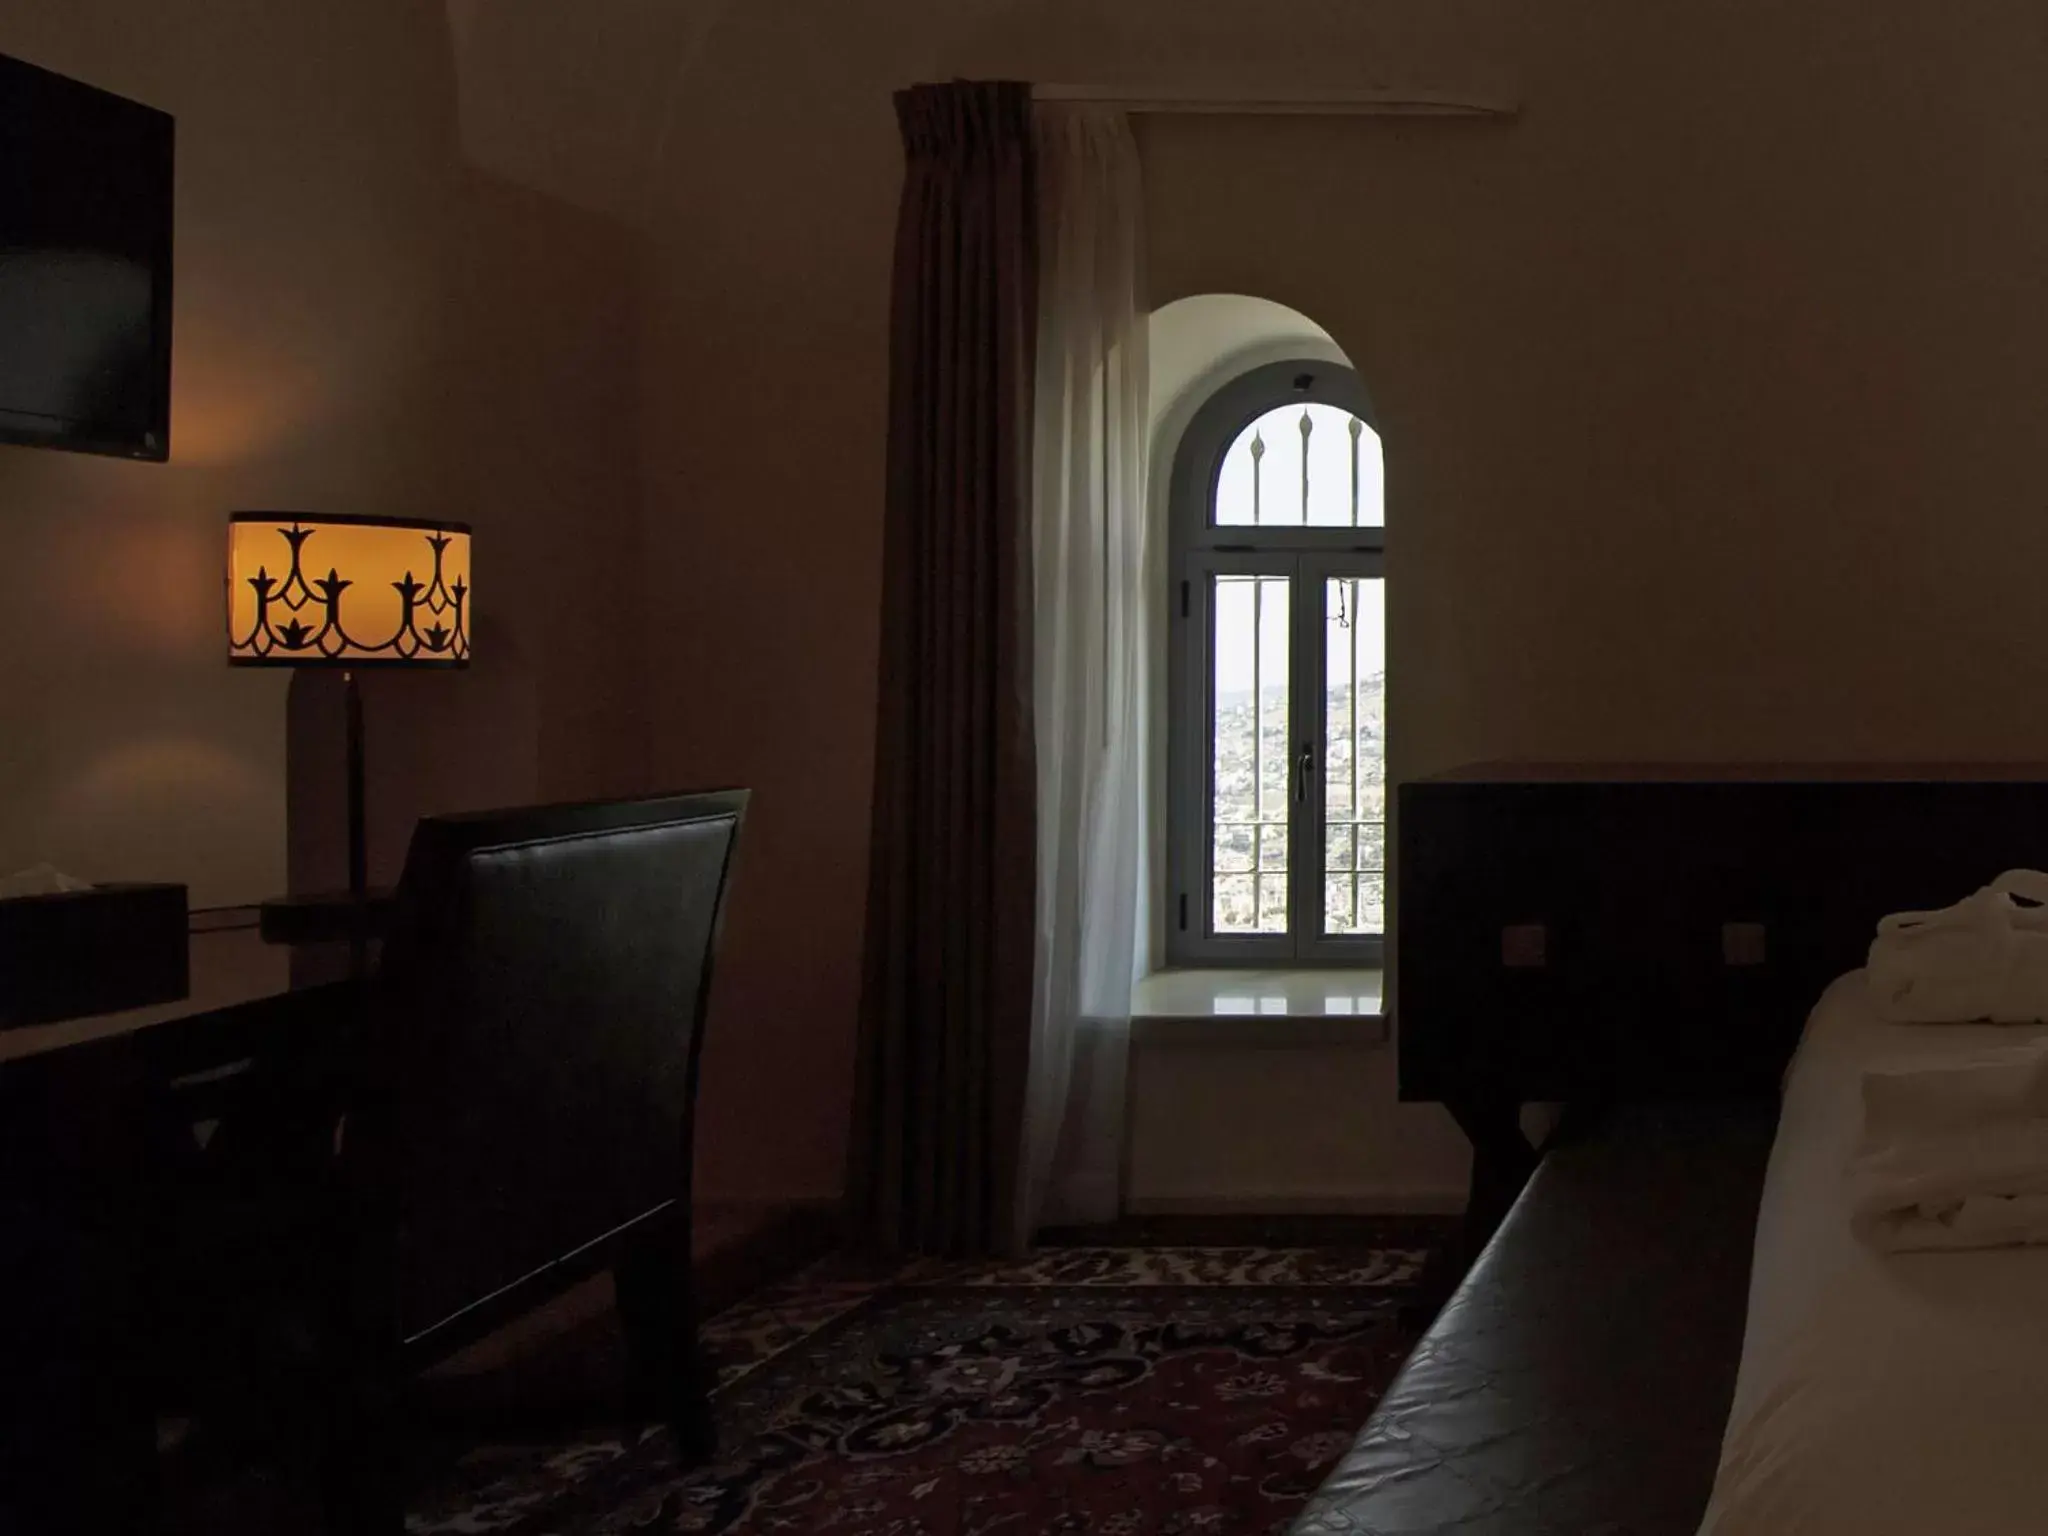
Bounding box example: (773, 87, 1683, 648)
(1699, 973, 2048, 1535)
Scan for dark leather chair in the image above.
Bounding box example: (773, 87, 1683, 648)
(167, 790, 747, 1532)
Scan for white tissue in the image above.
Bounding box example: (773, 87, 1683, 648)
(0, 864, 94, 899)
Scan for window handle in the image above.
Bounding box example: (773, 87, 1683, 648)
(1295, 742, 1314, 806)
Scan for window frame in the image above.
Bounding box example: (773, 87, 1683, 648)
(1166, 359, 1386, 968)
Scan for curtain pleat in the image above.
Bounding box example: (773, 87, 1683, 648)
(850, 81, 1039, 1257)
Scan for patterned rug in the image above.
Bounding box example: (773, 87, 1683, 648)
(407, 1236, 1440, 1536)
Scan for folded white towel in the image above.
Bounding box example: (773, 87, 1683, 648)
(1862, 1042, 2048, 1137)
(1851, 1119, 2048, 1251)
(1867, 870, 2048, 1024)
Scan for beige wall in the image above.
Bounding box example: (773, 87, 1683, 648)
(19, 0, 2048, 1210)
(1129, 1042, 1470, 1213)
(637, 0, 925, 1202)
(1143, 2, 2048, 782)
(291, 170, 650, 894)
(636, 0, 1514, 1202)
(0, 1, 645, 907)
(644, 0, 2048, 1205)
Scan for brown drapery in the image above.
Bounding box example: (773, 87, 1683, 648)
(848, 81, 1039, 1257)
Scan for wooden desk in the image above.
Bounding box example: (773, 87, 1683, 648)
(0, 916, 353, 1065)
(0, 918, 359, 1533)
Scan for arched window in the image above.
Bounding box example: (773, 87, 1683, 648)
(1167, 360, 1385, 964)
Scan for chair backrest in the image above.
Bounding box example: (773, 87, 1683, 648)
(371, 790, 746, 1350)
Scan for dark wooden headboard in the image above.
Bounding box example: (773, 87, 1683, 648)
(1398, 766, 2048, 1107)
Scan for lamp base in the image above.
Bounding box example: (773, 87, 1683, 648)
(258, 889, 395, 946)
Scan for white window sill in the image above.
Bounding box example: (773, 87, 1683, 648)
(1129, 968, 1388, 1047)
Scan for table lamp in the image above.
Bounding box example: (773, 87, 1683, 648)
(227, 512, 472, 949)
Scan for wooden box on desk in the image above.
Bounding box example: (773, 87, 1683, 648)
(0, 883, 189, 1030)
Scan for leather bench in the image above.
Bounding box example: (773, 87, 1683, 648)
(1291, 1103, 1777, 1536)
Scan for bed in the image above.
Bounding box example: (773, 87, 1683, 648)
(1398, 767, 2048, 1258)
(1700, 971, 2048, 1533)
(1289, 766, 2048, 1534)
(1291, 1101, 1776, 1536)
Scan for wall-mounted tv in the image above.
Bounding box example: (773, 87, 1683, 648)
(0, 53, 173, 462)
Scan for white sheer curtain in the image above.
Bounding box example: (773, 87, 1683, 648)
(1015, 105, 1150, 1248)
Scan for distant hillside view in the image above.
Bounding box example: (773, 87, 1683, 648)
(1212, 675, 1385, 935)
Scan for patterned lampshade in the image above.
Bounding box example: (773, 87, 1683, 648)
(226, 512, 472, 667)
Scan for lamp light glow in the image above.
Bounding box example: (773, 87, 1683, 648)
(226, 512, 472, 667)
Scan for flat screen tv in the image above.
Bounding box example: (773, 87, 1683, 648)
(0, 53, 173, 461)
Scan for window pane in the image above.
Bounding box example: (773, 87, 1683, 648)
(1322, 576, 1386, 936)
(1213, 404, 1384, 528)
(1212, 574, 1289, 935)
